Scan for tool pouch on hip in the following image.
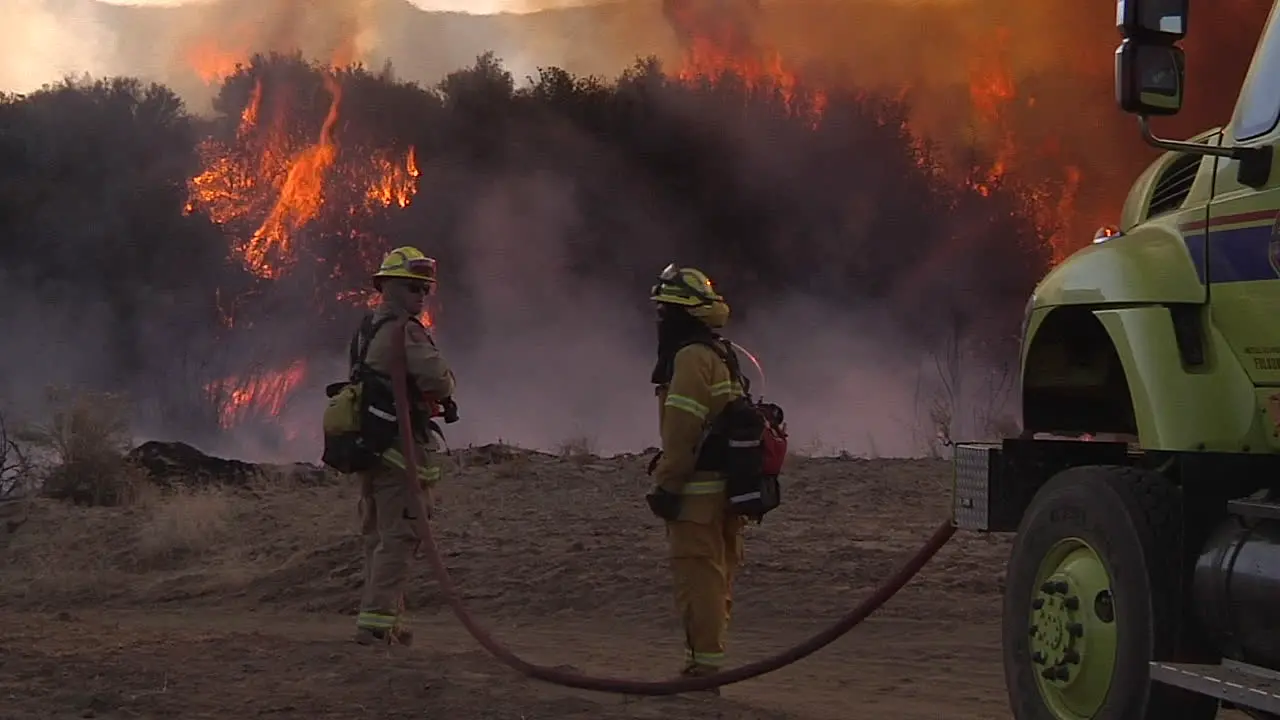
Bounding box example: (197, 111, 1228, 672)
(320, 377, 400, 474)
(321, 382, 377, 473)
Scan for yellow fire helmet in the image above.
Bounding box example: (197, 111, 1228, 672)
(650, 263, 731, 328)
(373, 246, 438, 288)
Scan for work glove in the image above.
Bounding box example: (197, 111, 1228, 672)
(645, 486, 682, 521)
(441, 397, 460, 424)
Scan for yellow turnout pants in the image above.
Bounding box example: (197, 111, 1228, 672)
(666, 490, 745, 671)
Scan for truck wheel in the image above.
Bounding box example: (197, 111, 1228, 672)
(1002, 465, 1218, 720)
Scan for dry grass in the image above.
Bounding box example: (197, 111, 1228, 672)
(134, 485, 235, 562)
(0, 478, 356, 608)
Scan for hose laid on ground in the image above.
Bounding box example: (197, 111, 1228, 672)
(389, 322, 957, 695)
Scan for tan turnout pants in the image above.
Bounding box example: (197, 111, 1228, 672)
(356, 465, 420, 632)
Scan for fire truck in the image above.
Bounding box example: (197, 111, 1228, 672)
(952, 1, 1280, 718)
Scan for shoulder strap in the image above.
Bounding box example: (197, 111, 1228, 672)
(680, 336, 749, 392)
(348, 313, 402, 373)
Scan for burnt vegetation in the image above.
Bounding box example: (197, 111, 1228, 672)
(0, 51, 1051, 440)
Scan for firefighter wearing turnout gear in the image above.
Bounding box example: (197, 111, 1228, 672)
(647, 264, 747, 683)
(352, 246, 457, 646)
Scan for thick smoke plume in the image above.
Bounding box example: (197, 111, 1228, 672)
(0, 0, 1269, 461)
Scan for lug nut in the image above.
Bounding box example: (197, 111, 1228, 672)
(1032, 598, 1044, 609)
(1040, 582, 1056, 594)
(1052, 581, 1069, 594)
(1041, 667, 1056, 680)
(1032, 651, 1046, 665)
(1067, 623, 1084, 637)
(1064, 649, 1080, 664)
(1054, 665, 1070, 681)
(1064, 595, 1080, 611)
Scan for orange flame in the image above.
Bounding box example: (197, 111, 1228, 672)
(241, 74, 344, 278)
(678, 41, 825, 117)
(205, 361, 308, 429)
(366, 146, 420, 209)
(962, 26, 1080, 262)
(183, 42, 421, 428)
(182, 37, 248, 85)
(666, 0, 825, 120)
(187, 73, 420, 279)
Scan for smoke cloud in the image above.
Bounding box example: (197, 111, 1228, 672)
(0, 0, 1268, 463)
(4, 0, 120, 93)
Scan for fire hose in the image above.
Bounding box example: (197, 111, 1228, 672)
(389, 321, 957, 695)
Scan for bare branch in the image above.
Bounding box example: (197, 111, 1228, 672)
(0, 410, 32, 498)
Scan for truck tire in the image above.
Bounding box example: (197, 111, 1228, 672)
(1002, 464, 1218, 720)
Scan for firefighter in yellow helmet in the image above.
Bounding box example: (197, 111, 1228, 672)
(646, 263, 746, 686)
(351, 246, 457, 646)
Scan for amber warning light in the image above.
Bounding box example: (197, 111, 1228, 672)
(1093, 224, 1123, 243)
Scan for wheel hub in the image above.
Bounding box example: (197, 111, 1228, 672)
(1030, 576, 1086, 683)
(1029, 540, 1118, 720)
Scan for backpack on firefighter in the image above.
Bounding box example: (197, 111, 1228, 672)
(690, 337, 788, 521)
(320, 313, 407, 474)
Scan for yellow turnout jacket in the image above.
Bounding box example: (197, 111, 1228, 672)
(653, 341, 745, 505)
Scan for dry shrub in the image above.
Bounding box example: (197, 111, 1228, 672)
(15, 386, 146, 507)
(135, 485, 235, 562)
(789, 436, 834, 460)
(493, 454, 531, 479)
(556, 435, 597, 466)
(481, 441, 534, 479)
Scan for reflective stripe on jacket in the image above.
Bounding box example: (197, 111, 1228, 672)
(363, 302, 454, 486)
(653, 342, 744, 496)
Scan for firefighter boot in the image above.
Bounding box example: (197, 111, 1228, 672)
(680, 662, 722, 696)
(353, 626, 415, 647)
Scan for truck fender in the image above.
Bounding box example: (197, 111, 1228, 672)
(1033, 226, 1205, 308)
(1091, 306, 1257, 451)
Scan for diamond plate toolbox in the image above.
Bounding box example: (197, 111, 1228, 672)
(953, 442, 1001, 531)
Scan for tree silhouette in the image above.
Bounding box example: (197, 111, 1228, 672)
(0, 52, 1051, 435)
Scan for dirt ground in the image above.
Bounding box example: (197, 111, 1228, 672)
(0, 446, 1248, 719)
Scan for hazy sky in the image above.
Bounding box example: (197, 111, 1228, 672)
(5, 0, 619, 94)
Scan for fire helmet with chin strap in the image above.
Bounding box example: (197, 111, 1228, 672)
(650, 263, 730, 328)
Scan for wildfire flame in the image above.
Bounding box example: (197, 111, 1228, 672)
(183, 36, 249, 85)
(664, 0, 825, 119)
(662, 4, 1083, 263)
(963, 27, 1081, 262)
(205, 360, 308, 429)
(188, 72, 419, 280)
(185, 3, 1087, 434)
(183, 42, 421, 430)
(241, 73, 343, 277)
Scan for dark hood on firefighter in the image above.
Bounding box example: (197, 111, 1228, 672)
(652, 306, 718, 386)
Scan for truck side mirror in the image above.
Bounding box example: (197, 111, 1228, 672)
(1115, 39, 1185, 116)
(1116, 0, 1188, 42)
